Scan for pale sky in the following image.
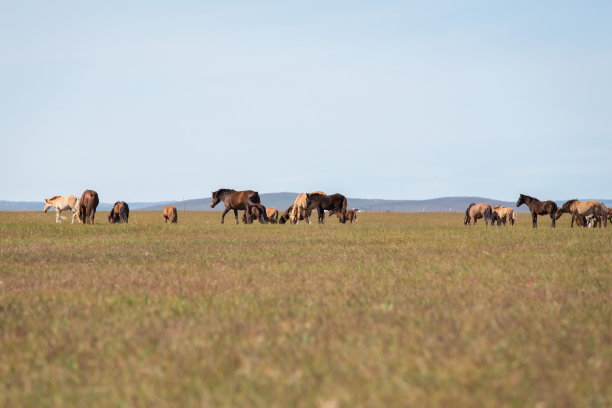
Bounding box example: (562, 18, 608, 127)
(1, 1, 611, 202)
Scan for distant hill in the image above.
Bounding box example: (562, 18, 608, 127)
(3, 195, 611, 213)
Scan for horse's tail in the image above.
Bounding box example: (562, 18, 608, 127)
(340, 196, 348, 223)
(121, 203, 129, 223)
(464, 203, 475, 225)
(484, 205, 493, 224)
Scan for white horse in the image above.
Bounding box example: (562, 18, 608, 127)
(43, 195, 80, 223)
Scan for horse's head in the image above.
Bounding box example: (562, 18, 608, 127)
(516, 194, 525, 207)
(210, 191, 220, 208)
(43, 200, 52, 213)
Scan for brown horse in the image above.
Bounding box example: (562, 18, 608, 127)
(78, 190, 99, 224)
(555, 199, 606, 228)
(305, 193, 348, 224)
(492, 205, 516, 226)
(329, 208, 357, 223)
(464, 203, 493, 226)
(290, 191, 326, 224)
(241, 203, 268, 224)
(163, 205, 178, 223)
(516, 194, 558, 228)
(210, 189, 265, 224)
(108, 201, 129, 224)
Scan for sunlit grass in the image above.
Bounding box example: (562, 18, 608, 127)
(1, 211, 610, 407)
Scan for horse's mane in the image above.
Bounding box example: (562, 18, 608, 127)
(560, 199, 578, 209)
(46, 195, 60, 202)
(212, 188, 235, 197)
(520, 194, 537, 201)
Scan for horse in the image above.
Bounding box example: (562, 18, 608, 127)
(556, 199, 606, 228)
(305, 193, 348, 224)
(279, 205, 311, 224)
(290, 191, 326, 224)
(108, 201, 129, 224)
(329, 208, 358, 223)
(266, 207, 279, 224)
(516, 194, 558, 228)
(464, 203, 493, 226)
(78, 190, 99, 224)
(210, 189, 265, 224)
(492, 205, 516, 226)
(43, 195, 79, 223)
(241, 203, 268, 224)
(163, 205, 178, 223)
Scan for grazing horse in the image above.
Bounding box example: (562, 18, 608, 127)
(210, 189, 265, 224)
(78, 190, 99, 224)
(464, 203, 493, 226)
(492, 205, 516, 226)
(329, 208, 358, 223)
(163, 205, 178, 223)
(279, 205, 311, 224)
(555, 199, 605, 228)
(305, 193, 348, 224)
(266, 207, 279, 224)
(290, 191, 326, 224)
(241, 203, 268, 224)
(516, 194, 558, 228)
(108, 201, 129, 224)
(43, 195, 79, 223)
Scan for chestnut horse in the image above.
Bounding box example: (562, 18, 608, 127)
(266, 207, 279, 224)
(108, 201, 129, 224)
(78, 190, 99, 224)
(305, 193, 348, 224)
(555, 199, 606, 228)
(241, 203, 268, 224)
(464, 203, 493, 226)
(516, 194, 558, 228)
(329, 208, 358, 223)
(163, 205, 178, 223)
(210, 189, 265, 224)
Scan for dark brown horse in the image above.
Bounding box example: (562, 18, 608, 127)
(163, 205, 178, 223)
(241, 203, 268, 224)
(305, 193, 348, 224)
(78, 189, 99, 224)
(516, 194, 557, 228)
(210, 189, 265, 224)
(108, 201, 129, 224)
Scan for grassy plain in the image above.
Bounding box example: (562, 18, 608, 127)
(1, 211, 611, 407)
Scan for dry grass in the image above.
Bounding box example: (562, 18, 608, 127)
(1, 211, 611, 407)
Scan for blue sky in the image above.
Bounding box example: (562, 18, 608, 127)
(1, 1, 611, 202)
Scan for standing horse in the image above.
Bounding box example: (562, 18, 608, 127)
(163, 205, 178, 223)
(78, 190, 99, 224)
(108, 201, 129, 224)
(492, 205, 516, 226)
(266, 207, 279, 224)
(241, 203, 268, 224)
(290, 191, 326, 224)
(464, 203, 493, 226)
(210, 189, 265, 224)
(305, 193, 348, 224)
(555, 199, 605, 228)
(330, 208, 358, 223)
(43, 195, 79, 223)
(516, 194, 557, 228)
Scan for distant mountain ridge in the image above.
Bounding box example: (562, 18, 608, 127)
(3, 195, 611, 213)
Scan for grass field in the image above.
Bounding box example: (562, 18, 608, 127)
(1, 211, 611, 407)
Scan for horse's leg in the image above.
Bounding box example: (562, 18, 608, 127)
(532, 212, 537, 228)
(234, 209, 240, 224)
(55, 208, 61, 223)
(72, 209, 77, 224)
(220, 207, 230, 224)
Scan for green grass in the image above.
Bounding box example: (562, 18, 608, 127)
(1, 211, 611, 407)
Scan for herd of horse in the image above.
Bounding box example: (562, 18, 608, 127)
(42, 188, 357, 225)
(464, 194, 611, 228)
(42, 190, 610, 228)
